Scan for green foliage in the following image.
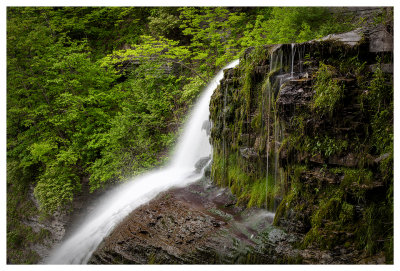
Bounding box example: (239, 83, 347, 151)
(148, 8, 181, 40)
(371, 8, 393, 28)
(247, 178, 267, 208)
(100, 35, 191, 68)
(305, 135, 348, 158)
(361, 62, 393, 261)
(285, 115, 349, 160)
(238, 12, 272, 47)
(227, 162, 251, 205)
(312, 63, 344, 116)
(273, 165, 306, 223)
(265, 7, 322, 43)
(8, 36, 120, 212)
(179, 7, 246, 75)
(29, 141, 58, 163)
(302, 187, 356, 250)
(212, 151, 281, 210)
(180, 76, 205, 103)
(34, 163, 80, 212)
(211, 148, 225, 187)
(241, 7, 353, 45)
(44, 7, 151, 58)
(332, 167, 373, 186)
(356, 202, 392, 258)
(363, 63, 393, 156)
(338, 55, 368, 87)
(310, 189, 343, 226)
(88, 66, 186, 190)
(299, 165, 390, 256)
(240, 46, 268, 114)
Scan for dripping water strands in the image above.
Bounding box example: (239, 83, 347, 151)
(264, 43, 307, 210)
(222, 83, 229, 186)
(265, 45, 295, 211)
(46, 60, 240, 264)
(269, 52, 274, 73)
(291, 43, 296, 78)
(272, 101, 284, 212)
(265, 88, 279, 212)
(265, 79, 271, 206)
(265, 47, 280, 210)
(297, 44, 305, 74)
(273, 108, 278, 210)
(269, 49, 283, 75)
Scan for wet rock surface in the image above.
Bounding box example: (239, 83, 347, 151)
(89, 177, 275, 264)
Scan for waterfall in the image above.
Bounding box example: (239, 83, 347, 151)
(46, 59, 240, 264)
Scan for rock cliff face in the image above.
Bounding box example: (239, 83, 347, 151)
(209, 25, 393, 262)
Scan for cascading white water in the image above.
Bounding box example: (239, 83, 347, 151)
(46, 59, 240, 264)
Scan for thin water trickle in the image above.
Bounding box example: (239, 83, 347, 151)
(274, 113, 278, 194)
(46, 60, 240, 264)
(298, 44, 304, 74)
(222, 83, 229, 184)
(269, 52, 274, 72)
(265, 46, 291, 210)
(291, 43, 296, 78)
(265, 80, 271, 203)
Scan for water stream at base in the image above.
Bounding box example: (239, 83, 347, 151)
(46, 59, 240, 264)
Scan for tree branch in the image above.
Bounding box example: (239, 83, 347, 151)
(169, 60, 209, 84)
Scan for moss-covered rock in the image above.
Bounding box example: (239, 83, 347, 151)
(209, 25, 393, 263)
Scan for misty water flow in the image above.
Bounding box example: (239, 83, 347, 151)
(46, 60, 240, 264)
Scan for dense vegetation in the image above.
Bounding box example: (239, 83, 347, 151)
(7, 6, 359, 263)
